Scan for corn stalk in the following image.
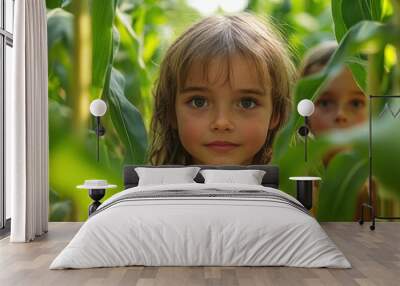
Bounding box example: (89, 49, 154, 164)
(71, 0, 92, 139)
(392, 0, 400, 93)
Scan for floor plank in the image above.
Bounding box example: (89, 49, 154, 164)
(0, 222, 399, 286)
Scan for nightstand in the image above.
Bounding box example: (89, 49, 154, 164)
(289, 176, 321, 210)
(77, 180, 117, 216)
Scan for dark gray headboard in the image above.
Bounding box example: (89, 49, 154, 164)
(123, 165, 279, 189)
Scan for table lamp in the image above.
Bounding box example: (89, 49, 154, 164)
(297, 99, 315, 162)
(90, 99, 107, 162)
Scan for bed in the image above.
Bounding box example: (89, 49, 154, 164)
(50, 165, 351, 269)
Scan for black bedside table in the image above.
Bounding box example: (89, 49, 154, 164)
(289, 176, 321, 210)
(77, 180, 117, 216)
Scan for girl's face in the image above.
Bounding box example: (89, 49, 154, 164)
(174, 54, 277, 165)
(309, 68, 367, 136)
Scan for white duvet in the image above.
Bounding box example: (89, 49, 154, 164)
(50, 183, 351, 269)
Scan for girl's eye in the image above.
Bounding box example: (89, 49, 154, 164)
(239, 98, 257, 109)
(316, 99, 333, 109)
(350, 99, 365, 109)
(189, 97, 207, 108)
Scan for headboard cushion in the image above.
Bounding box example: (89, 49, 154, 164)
(123, 165, 279, 189)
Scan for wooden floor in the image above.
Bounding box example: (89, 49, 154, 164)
(0, 222, 399, 286)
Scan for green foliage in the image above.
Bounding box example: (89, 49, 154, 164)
(317, 151, 369, 221)
(332, 0, 384, 41)
(49, 188, 72, 221)
(91, 0, 116, 93)
(248, 0, 334, 63)
(106, 68, 148, 163)
(369, 116, 400, 196)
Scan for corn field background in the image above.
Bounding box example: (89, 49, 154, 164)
(46, 0, 400, 222)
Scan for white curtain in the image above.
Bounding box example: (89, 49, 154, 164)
(6, 0, 49, 242)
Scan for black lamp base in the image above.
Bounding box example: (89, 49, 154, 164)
(88, 189, 105, 216)
(296, 180, 313, 210)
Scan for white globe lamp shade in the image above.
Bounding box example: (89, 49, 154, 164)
(297, 99, 315, 117)
(90, 99, 107, 117)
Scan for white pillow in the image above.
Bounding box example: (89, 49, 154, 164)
(200, 169, 266, 185)
(135, 167, 201, 186)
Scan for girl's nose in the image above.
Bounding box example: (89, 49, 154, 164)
(334, 108, 348, 126)
(210, 108, 234, 131)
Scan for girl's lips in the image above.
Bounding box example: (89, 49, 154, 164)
(205, 142, 239, 152)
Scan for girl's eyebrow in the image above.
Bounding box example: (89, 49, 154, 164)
(180, 86, 265, 96)
(237, 88, 265, 96)
(351, 90, 365, 96)
(180, 86, 209, 94)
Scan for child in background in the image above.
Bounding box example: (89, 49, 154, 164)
(148, 12, 296, 165)
(299, 41, 370, 220)
(300, 41, 367, 139)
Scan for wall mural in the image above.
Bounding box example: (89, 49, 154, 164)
(46, 0, 400, 222)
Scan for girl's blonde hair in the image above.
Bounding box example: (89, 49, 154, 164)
(299, 41, 338, 77)
(148, 12, 296, 165)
